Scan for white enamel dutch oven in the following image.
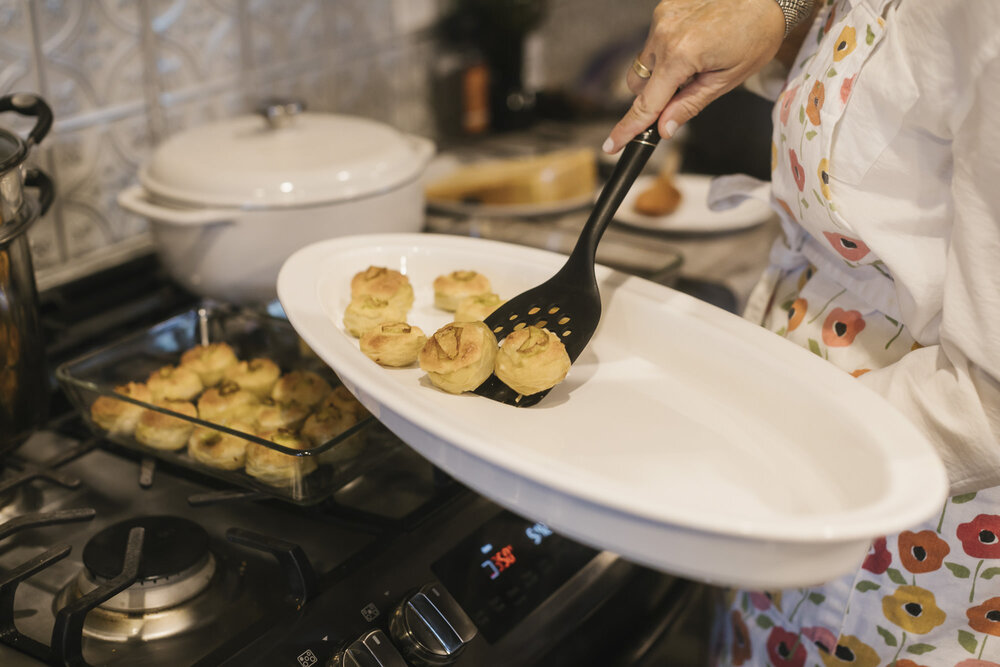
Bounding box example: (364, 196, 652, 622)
(118, 102, 435, 305)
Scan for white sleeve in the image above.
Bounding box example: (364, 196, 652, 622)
(742, 60, 790, 101)
(857, 54, 1000, 495)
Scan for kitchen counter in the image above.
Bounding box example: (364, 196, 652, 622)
(426, 121, 780, 315)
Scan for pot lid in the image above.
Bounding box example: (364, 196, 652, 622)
(139, 105, 433, 208)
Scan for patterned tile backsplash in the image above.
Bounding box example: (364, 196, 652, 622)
(1, 0, 655, 290)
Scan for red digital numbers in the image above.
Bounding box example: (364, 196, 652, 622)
(482, 545, 516, 580)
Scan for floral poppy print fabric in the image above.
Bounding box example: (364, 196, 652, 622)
(713, 0, 1000, 664)
(715, 488, 1000, 665)
(768, 0, 898, 300)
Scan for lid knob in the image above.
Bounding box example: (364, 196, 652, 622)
(257, 98, 305, 129)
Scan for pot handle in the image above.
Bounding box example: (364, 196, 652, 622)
(117, 184, 237, 226)
(24, 168, 54, 216)
(0, 93, 53, 147)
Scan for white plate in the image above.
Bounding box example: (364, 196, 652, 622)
(278, 233, 947, 589)
(423, 153, 596, 218)
(615, 173, 774, 234)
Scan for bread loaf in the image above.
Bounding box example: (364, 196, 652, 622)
(425, 148, 597, 206)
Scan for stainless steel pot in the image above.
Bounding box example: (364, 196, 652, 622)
(0, 92, 54, 450)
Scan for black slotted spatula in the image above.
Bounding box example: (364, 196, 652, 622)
(474, 124, 662, 407)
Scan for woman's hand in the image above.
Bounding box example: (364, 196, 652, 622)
(603, 0, 786, 153)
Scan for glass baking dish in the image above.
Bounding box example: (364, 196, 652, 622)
(55, 303, 399, 505)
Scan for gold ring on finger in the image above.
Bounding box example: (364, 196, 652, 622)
(631, 56, 652, 80)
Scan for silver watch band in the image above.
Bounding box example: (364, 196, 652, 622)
(775, 0, 815, 36)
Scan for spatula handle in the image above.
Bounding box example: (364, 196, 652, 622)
(568, 124, 661, 266)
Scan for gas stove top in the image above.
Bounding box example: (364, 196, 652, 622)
(0, 252, 701, 666)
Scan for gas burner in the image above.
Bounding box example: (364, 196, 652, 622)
(55, 515, 235, 643)
(80, 515, 214, 612)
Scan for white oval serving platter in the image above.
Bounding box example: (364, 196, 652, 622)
(277, 233, 947, 589)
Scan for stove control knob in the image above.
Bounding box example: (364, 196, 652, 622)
(329, 629, 407, 667)
(389, 582, 477, 666)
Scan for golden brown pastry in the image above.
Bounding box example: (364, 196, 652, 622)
(180, 342, 239, 387)
(187, 420, 254, 470)
(134, 400, 198, 451)
(147, 365, 203, 402)
(494, 326, 571, 396)
(634, 150, 683, 217)
(418, 321, 498, 394)
(196, 380, 259, 423)
(359, 322, 427, 367)
(350, 266, 414, 311)
(223, 358, 281, 399)
(245, 429, 318, 486)
(270, 370, 331, 408)
(323, 385, 370, 421)
(253, 397, 310, 432)
(343, 295, 409, 338)
(454, 293, 506, 322)
(424, 148, 597, 205)
(634, 175, 682, 216)
(433, 271, 492, 312)
(90, 382, 153, 436)
(301, 402, 359, 448)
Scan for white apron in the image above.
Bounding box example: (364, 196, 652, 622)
(712, 0, 1000, 664)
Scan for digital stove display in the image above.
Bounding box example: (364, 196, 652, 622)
(431, 510, 598, 642)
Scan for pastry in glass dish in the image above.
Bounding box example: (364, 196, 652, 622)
(494, 325, 571, 396)
(270, 370, 332, 408)
(223, 357, 281, 400)
(253, 397, 310, 432)
(245, 429, 318, 486)
(180, 342, 239, 387)
(147, 365, 203, 402)
(197, 380, 259, 423)
(324, 385, 371, 421)
(187, 420, 254, 470)
(433, 270, 492, 311)
(360, 321, 427, 367)
(134, 399, 198, 451)
(419, 321, 498, 394)
(302, 402, 359, 448)
(90, 382, 153, 436)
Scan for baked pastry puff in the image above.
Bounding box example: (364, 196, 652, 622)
(187, 420, 254, 470)
(90, 382, 153, 436)
(253, 397, 310, 432)
(302, 402, 359, 449)
(454, 293, 506, 322)
(360, 322, 427, 367)
(271, 370, 332, 408)
(494, 325, 571, 396)
(343, 295, 409, 338)
(180, 342, 239, 387)
(433, 271, 492, 311)
(350, 266, 414, 311)
(418, 321, 498, 394)
(324, 385, 371, 421)
(147, 365, 203, 402)
(245, 429, 318, 486)
(197, 380, 259, 423)
(223, 358, 281, 399)
(134, 400, 198, 451)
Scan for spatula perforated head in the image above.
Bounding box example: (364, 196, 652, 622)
(472, 124, 661, 408)
(473, 273, 602, 407)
